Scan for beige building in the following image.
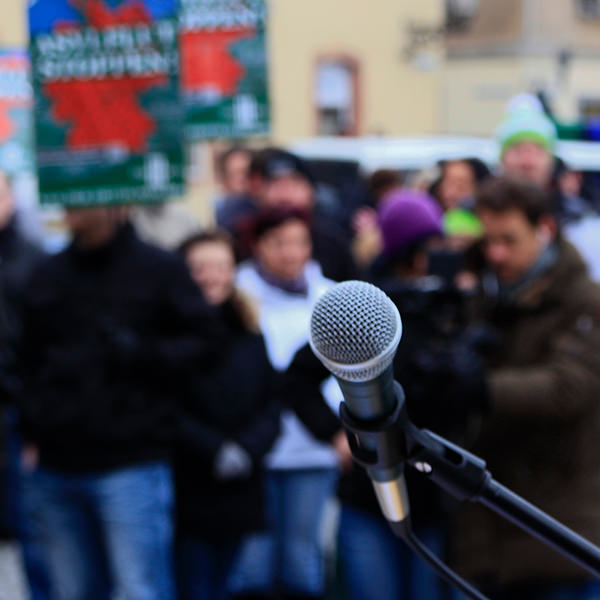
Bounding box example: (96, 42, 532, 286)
(268, 0, 444, 142)
(0, 3, 27, 46)
(0, 1, 446, 220)
(0, 0, 445, 140)
(443, 0, 600, 135)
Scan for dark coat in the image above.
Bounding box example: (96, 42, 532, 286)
(0, 220, 44, 350)
(0, 221, 44, 406)
(0, 221, 43, 536)
(174, 300, 280, 542)
(18, 223, 223, 472)
(454, 239, 600, 586)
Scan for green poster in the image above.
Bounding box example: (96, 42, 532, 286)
(29, 0, 184, 207)
(180, 0, 270, 139)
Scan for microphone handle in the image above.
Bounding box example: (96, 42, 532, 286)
(338, 381, 410, 525)
(336, 364, 396, 423)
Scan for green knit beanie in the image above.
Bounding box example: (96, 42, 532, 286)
(496, 94, 557, 157)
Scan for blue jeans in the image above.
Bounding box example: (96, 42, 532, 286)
(451, 580, 600, 600)
(229, 467, 338, 597)
(24, 461, 175, 600)
(3, 409, 51, 600)
(338, 504, 447, 600)
(176, 537, 241, 600)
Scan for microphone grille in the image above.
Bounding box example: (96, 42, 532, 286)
(310, 280, 402, 382)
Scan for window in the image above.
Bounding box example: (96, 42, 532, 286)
(314, 58, 358, 136)
(445, 0, 480, 30)
(577, 0, 600, 18)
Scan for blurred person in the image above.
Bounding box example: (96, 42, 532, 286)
(17, 207, 223, 600)
(554, 159, 600, 283)
(495, 93, 600, 284)
(434, 158, 490, 213)
(496, 93, 592, 224)
(235, 208, 341, 600)
(10, 173, 45, 247)
(0, 170, 49, 599)
(221, 148, 357, 282)
(252, 149, 357, 282)
(367, 169, 404, 206)
(216, 147, 274, 233)
(217, 146, 252, 197)
(175, 230, 280, 600)
(496, 94, 556, 188)
(214, 146, 254, 231)
(453, 177, 600, 599)
(367, 188, 466, 285)
(557, 163, 584, 200)
(350, 169, 403, 271)
(371, 189, 445, 280)
(426, 159, 489, 254)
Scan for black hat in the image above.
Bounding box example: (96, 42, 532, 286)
(261, 149, 315, 186)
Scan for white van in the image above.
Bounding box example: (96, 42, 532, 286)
(290, 135, 600, 174)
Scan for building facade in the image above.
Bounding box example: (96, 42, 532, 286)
(267, 0, 443, 142)
(443, 0, 600, 135)
(0, 1, 445, 221)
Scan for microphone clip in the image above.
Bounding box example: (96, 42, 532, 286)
(339, 382, 409, 475)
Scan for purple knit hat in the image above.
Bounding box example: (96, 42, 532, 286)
(378, 189, 443, 258)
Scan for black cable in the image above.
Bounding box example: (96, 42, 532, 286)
(391, 521, 490, 600)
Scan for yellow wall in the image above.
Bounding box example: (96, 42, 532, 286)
(0, 2, 26, 46)
(0, 1, 444, 222)
(442, 58, 527, 135)
(442, 53, 600, 136)
(0, 1, 444, 141)
(268, 0, 443, 142)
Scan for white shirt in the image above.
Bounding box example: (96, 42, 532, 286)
(236, 260, 343, 470)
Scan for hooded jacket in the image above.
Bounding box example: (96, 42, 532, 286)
(454, 238, 600, 586)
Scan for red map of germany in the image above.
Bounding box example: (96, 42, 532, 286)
(45, 0, 252, 152)
(180, 26, 253, 96)
(46, 0, 164, 152)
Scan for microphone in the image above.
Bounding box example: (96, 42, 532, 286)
(311, 282, 600, 598)
(309, 280, 410, 528)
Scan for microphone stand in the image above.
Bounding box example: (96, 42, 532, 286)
(339, 384, 600, 598)
(407, 426, 600, 577)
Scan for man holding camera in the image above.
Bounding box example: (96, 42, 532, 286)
(455, 176, 600, 600)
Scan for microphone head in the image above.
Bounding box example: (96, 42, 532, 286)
(310, 280, 402, 382)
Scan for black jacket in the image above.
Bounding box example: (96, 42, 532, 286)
(18, 223, 222, 472)
(0, 221, 44, 347)
(311, 219, 357, 283)
(0, 221, 43, 537)
(175, 300, 280, 541)
(0, 221, 44, 404)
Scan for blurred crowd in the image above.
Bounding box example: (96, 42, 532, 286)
(2, 94, 600, 600)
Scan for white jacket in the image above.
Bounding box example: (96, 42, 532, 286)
(236, 260, 343, 470)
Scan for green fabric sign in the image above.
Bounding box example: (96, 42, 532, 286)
(29, 0, 184, 207)
(180, 0, 270, 139)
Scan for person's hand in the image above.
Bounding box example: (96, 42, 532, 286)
(214, 440, 253, 480)
(352, 207, 378, 234)
(22, 444, 39, 472)
(332, 430, 353, 472)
